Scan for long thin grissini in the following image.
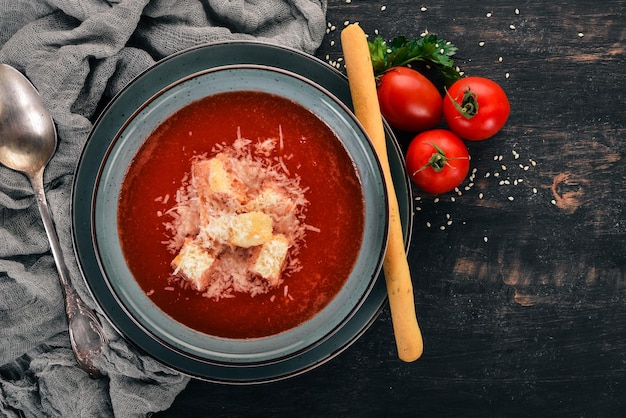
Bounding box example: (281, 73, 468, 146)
(341, 23, 423, 362)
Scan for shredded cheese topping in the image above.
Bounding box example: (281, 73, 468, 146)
(162, 130, 312, 300)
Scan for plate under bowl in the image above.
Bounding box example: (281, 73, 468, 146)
(72, 41, 413, 384)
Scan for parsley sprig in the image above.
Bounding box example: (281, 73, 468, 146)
(368, 35, 462, 86)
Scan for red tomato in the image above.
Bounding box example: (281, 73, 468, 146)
(443, 76, 510, 141)
(377, 66, 443, 132)
(405, 129, 470, 194)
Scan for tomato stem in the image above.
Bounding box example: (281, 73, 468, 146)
(446, 86, 479, 120)
(414, 142, 469, 174)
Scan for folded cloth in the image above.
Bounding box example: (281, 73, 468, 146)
(0, 0, 327, 416)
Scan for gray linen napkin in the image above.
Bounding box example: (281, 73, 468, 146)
(0, 0, 327, 416)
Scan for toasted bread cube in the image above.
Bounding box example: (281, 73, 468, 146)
(246, 185, 295, 214)
(207, 154, 233, 194)
(229, 212, 273, 248)
(199, 214, 235, 244)
(192, 154, 246, 203)
(251, 234, 290, 286)
(171, 239, 215, 291)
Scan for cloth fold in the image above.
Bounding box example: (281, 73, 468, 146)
(0, 1, 327, 416)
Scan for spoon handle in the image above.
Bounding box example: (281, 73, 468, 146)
(30, 169, 107, 378)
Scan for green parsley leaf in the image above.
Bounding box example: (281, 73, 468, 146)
(368, 34, 462, 86)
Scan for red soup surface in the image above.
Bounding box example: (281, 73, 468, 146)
(118, 90, 365, 338)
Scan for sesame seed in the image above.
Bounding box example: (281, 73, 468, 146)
(501, 164, 507, 171)
(498, 56, 503, 63)
(578, 32, 585, 38)
(381, 5, 387, 11)
(450, 196, 456, 202)
(346, 0, 351, 2)
(483, 236, 489, 242)
(330, 40, 335, 46)
(532, 188, 538, 194)
(509, 24, 516, 30)
(440, 225, 446, 231)
(505, 72, 510, 79)
(486, 12, 492, 17)
(344, 20, 350, 26)
(479, 41, 486, 47)
(446, 213, 451, 219)
(551, 199, 557, 205)
(515, 8, 520, 15)
(479, 193, 484, 199)
(420, 6, 427, 12)
(447, 220, 453, 226)
(426, 222, 432, 228)
(434, 197, 440, 203)
(508, 196, 515, 201)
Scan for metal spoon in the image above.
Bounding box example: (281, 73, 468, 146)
(0, 64, 106, 378)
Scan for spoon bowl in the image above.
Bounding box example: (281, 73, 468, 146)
(0, 63, 106, 378)
(0, 74, 55, 174)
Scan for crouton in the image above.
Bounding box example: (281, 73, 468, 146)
(199, 214, 235, 245)
(251, 234, 290, 286)
(192, 153, 247, 205)
(171, 239, 215, 291)
(245, 184, 295, 215)
(229, 211, 273, 248)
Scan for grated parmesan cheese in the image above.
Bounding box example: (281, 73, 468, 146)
(164, 135, 312, 300)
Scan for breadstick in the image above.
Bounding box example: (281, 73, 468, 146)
(341, 23, 423, 362)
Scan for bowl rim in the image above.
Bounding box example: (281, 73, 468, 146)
(90, 63, 389, 365)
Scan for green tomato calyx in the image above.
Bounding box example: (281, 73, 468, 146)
(447, 86, 479, 120)
(414, 142, 468, 174)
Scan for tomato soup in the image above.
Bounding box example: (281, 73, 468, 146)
(117, 91, 365, 338)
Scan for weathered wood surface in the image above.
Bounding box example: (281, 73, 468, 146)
(159, 1, 626, 416)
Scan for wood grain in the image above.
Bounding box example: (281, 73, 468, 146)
(158, 1, 626, 416)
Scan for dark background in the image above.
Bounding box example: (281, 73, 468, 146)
(158, 1, 626, 416)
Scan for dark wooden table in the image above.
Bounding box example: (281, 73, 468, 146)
(158, 1, 626, 416)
